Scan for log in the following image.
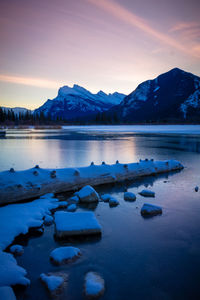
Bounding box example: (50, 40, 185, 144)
(0, 159, 183, 205)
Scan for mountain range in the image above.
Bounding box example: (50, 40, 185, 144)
(2, 68, 200, 123)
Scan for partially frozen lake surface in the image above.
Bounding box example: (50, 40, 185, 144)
(1, 125, 200, 299)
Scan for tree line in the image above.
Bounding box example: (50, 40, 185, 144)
(0, 107, 67, 125)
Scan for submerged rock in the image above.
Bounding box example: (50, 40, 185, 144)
(141, 203, 162, 216)
(139, 189, 155, 197)
(50, 246, 81, 265)
(54, 211, 102, 238)
(40, 272, 68, 298)
(109, 197, 119, 207)
(10, 244, 24, 256)
(77, 185, 100, 203)
(124, 192, 136, 201)
(84, 272, 105, 298)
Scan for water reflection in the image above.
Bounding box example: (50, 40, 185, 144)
(1, 129, 200, 171)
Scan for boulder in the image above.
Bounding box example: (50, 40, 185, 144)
(124, 192, 136, 201)
(77, 185, 99, 203)
(141, 203, 162, 216)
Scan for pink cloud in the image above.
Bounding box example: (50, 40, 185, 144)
(0, 74, 65, 89)
(87, 0, 200, 58)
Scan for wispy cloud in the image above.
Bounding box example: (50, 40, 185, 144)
(87, 0, 200, 58)
(0, 74, 65, 89)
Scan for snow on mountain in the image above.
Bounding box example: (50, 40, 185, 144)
(115, 68, 200, 122)
(35, 84, 125, 120)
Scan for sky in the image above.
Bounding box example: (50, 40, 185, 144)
(0, 0, 200, 109)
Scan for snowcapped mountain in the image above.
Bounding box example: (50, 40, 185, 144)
(2, 107, 31, 115)
(114, 68, 200, 122)
(35, 84, 125, 120)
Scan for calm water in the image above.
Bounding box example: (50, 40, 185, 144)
(1, 126, 200, 300)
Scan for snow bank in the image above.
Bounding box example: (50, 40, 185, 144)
(0, 252, 30, 287)
(0, 160, 183, 204)
(54, 211, 102, 238)
(0, 286, 16, 300)
(124, 192, 136, 201)
(84, 272, 105, 298)
(139, 189, 155, 197)
(141, 203, 162, 216)
(0, 194, 62, 288)
(50, 246, 81, 265)
(0, 194, 60, 250)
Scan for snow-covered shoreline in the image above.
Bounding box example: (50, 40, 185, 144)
(0, 160, 184, 205)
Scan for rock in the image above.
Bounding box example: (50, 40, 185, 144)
(84, 272, 105, 298)
(10, 244, 24, 256)
(50, 246, 81, 265)
(9, 168, 15, 173)
(109, 197, 119, 207)
(77, 185, 100, 203)
(44, 215, 54, 226)
(124, 192, 136, 201)
(0, 286, 16, 300)
(141, 203, 162, 216)
(67, 204, 77, 212)
(69, 195, 79, 203)
(57, 201, 68, 208)
(195, 186, 199, 192)
(139, 189, 155, 197)
(54, 211, 102, 238)
(101, 194, 111, 202)
(40, 272, 68, 298)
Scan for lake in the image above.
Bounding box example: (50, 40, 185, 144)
(1, 125, 200, 300)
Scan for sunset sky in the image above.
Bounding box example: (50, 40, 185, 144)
(0, 0, 200, 109)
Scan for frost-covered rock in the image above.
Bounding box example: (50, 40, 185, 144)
(40, 272, 68, 298)
(84, 272, 105, 298)
(141, 203, 162, 216)
(54, 211, 102, 238)
(124, 192, 136, 201)
(50, 246, 81, 265)
(10, 245, 24, 256)
(109, 197, 119, 207)
(44, 215, 54, 226)
(139, 189, 155, 197)
(101, 194, 111, 202)
(0, 286, 16, 300)
(77, 185, 100, 203)
(67, 204, 77, 212)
